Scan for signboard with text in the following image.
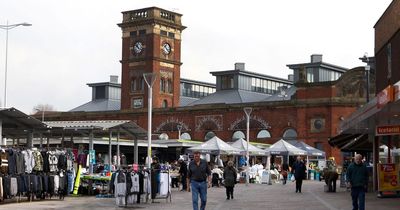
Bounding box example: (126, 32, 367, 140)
(377, 163, 400, 192)
(376, 125, 400, 136)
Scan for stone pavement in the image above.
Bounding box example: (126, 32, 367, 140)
(0, 180, 398, 210)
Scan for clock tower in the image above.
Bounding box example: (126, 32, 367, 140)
(118, 7, 186, 110)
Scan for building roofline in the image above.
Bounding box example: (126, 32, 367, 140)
(286, 62, 348, 72)
(210, 70, 292, 84)
(87, 82, 121, 88)
(374, 0, 396, 28)
(180, 78, 216, 87)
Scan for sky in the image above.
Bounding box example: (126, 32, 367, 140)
(0, 0, 393, 114)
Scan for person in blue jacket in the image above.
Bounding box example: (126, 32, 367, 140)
(346, 154, 368, 210)
(291, 156, 306, 193)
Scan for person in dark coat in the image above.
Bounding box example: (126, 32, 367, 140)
(346, 154, 368, 210)
(291, 156, 306, 193)
(281, 163, 289, 185)
(179, 158, 188, 191)
(223, 161, 237, 200)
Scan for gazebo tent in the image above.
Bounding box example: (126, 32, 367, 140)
(265, 139, 307, 164)
(187, 136, 241, 155)
(287, 140, 326, 157)
(230, 138, 268, 156)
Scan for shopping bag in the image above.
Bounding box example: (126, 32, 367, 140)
(291, 174, 295, 182)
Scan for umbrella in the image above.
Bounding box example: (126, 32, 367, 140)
(230, 138, 268, 156)
(187, 136, 241, 155)
(265, 139, 307, 156)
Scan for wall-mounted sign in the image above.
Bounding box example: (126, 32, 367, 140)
(376, 125, 400, 136)
(377, 163, 400, 193)
(377, 85, 393, 109)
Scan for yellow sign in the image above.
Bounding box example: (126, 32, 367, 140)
(378, 163, 400, 192)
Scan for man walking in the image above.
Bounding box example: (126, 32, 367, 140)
(187, 151, 211, 210)
(292, 156, 306, 193)
(346, 154, 369, 210)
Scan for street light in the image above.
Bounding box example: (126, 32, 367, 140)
(363, 53, 370, 102)
(177, 124, 182, 140)
(143, 73, 156, 165)
(0, 21, 32, 108)
(243, 107, 252, 186)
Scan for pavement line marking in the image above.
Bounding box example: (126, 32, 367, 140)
(308, 190, 338, 210)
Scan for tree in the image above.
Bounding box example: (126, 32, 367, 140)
(32, 104, 56, 114)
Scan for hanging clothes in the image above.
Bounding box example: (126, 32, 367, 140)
(22, 150, 35, 173)
(33, 150, 43, 172)
(159, 172, 170, 196)
(48, 151, 59, 172)
(114, 171, 126, 206)
(0, 149, 9, 174)
(7, 149, 17, 175)
(15, 151, 25, 174)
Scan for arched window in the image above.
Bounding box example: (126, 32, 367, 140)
(167, 79, 173, 93)
(232, 131, 245, 140)
(159, 133, 169, 140)
(283, 128, 297, 139)
(180, 132, 191, 140)
(160, 78, 165, 92)
(162, 100, 168, 108)
(257, 130, 271, 139)
(204, 131, 216, 141)
(131, 78, 137, 92)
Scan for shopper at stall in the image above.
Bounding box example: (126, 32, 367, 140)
(187, 151, 211, 210)
(346, 154, 368, 210)
(223, 161, 237, 200)
(292, 156, 306, 193)
(179, 158, 188, 191)
(281, 162, 289, 185)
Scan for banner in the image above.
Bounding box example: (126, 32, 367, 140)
(89, 149, 96, 164)
(378, 163, 400, 192)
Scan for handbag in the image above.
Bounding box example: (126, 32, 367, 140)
(291, 174, 295, 182)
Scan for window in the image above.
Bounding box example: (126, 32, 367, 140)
(95, 86, 105, 99)
(139, 78, 144, 91)
(283, 128, 297, 139)
(167, 79, 173, 93)
(181, 132, 191, 140)
(159, 133, 169, 140)
(307, 68, 314, 83)
(131, 79, 137, 92)
(204, 131, 216, 141)
(160, 78, 165, 92)
(221, 75, 234, 89)
(130, 31, 137, 37)
(139, 30, 146, 35)
(232, 131, 245, 140)
(162, 100, 168, 108)
(168, 32, 175, 38)
(160, 30, 168, 36)
(257, 130, 271, 139)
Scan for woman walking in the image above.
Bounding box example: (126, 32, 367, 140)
(223, 161, 237, 200)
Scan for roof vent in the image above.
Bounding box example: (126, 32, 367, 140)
(311, 54, 322, 63)
(234, 63, 245, 71)
(110, 75, 119, 83)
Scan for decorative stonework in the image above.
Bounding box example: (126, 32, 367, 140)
(155, 117, 189, 132)
(195, 115, 223, 131)
(229, 115, 271, 130)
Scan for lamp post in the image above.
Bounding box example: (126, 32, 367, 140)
(0, 21, 32, 108)
(143, 73, 156, 168)
(243, 107, 252, 186)
(177, 124, 182, 140)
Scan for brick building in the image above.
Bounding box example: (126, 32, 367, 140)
(43, 7, 370, 165)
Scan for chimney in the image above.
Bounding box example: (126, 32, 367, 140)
(288, 74, 294, 82)
(234, 63, 245, 71)
(311, 54, 322, 63)
(110, 75, 119, 83)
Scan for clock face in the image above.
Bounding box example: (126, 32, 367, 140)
(133, 41, 143, 54)
(162, 43, 171, 55)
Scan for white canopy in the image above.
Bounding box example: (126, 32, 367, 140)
(230, 138, 268, 156)
(187, 136, 241, 155)
(265, 139, 307, 156)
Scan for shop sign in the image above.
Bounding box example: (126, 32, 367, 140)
(376, 125, 400, 136)
(377, 85, 393, 109)
(394, 80, 400, 101)
(89, 149, 96, 164)
(378, 163, 400, 192)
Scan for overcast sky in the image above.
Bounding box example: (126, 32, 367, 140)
(0, 0, 392, 114)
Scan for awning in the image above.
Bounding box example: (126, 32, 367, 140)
(0, 107, 48, 138)
(329, 133, 370, 152)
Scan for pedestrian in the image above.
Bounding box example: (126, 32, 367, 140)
(291, 156, 306, 193)
(187, 151, 211, 210)
(179, 158, 188, 191)
(281, 162, 289, 184)
(223, 160, 237, 200)
(346, 154, 368, 210)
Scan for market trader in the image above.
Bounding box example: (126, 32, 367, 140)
(346, 154, 369, 210)
(187, 151, 211, 210)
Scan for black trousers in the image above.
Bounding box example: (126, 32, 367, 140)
(295, 179, 303, 192)
(181, 175, 187, 190)
(225, 186, 234, 199)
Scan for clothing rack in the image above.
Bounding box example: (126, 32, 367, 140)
(152, 167, 172, 203)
